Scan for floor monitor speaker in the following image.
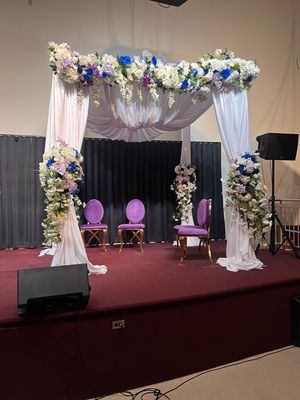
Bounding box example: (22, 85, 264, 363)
(17, 263, 90, 315)
(256, 133, 298, 160)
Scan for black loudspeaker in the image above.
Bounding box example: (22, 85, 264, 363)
(17, 264, 90, 316)
(291, 296, 300, 347)
(256, 133, 298, 160)
(150, 0, 188, 6)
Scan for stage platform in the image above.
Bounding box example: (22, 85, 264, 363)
(1, 241, 300, 400)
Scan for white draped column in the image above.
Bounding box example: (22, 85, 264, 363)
(180, 126, 199, 246)
(213, 88, 263, 272)
(44, 75, 107, 274)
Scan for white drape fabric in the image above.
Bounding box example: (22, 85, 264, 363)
(86, 84, 213, 141)
(44, 75, 107, 274)
(179, 126, 198, 246)
(213, 88, 263, 272)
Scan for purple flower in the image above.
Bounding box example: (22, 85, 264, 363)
(143, 72, 152, 85)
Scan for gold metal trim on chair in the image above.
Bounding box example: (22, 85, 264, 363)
(178, 199, 212, 264)
(81, 227, 108, 252)
(118, 228, 144, 253)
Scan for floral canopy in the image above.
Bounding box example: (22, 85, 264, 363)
(42, 41, 267, 273)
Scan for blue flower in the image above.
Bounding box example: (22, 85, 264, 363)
(238, 165, 245, 175)
(77, 66, 83, 74)
(203, 67, 209, 75)
(46, 158, 54, 168)
(102, 71, 109, 78)
(220, 68, 231, 79)
(119, 55, 132, 65)
(75, 149, 79, 158)
(247, 74, 253, 82)
(242, 153, 252, 159)
(83, 68, 93, 81)
(181, 79, 189, 90)
(68, 162, 77, 173)
(192, 69, 198, 76)
(152, 56, 157, 66)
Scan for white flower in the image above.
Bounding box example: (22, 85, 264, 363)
(48, 42, 260, 108)
(39, 143, 84, 247)
(171, 163, 197, 221)
(225, 152, 271, 243)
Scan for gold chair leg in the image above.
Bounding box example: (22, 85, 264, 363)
(102, 229, 108, 252)
(179, 236, 187, 263)
(139, 229, 144, 253)
(118, 229, 123, 252)
(207, 240, 212, 263)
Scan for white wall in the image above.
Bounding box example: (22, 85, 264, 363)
(1, 0, 300, 197)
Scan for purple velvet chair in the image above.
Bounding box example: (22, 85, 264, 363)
(117, 199, 145, 252)
(80, 199, 108, 251)
(176, 198, 212, 263)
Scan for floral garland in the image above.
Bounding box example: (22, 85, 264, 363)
(225, 153, 272, 243)
(39, 141, 84, 247)
(48, 42, 260, 107)
(170, 164, 197, 221)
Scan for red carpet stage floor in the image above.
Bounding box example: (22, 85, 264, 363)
(1, 241, 300, 400)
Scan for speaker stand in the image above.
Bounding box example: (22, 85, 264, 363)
(268, 160, 300, 258)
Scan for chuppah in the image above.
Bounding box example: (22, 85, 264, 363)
(40, 42, 271, 273)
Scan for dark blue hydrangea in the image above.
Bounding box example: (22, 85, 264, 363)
(152, 56, 157, 66)
(102, 72, 109, 78)
(247, 74, 253, 82)
(192, 69, 198, 76)
(77, 66, 83, 74)
(238, 165, 245, 175)
(83, 68, 93, 81)
(203, 67, 209, 75)
(242, 153, 252, 159)
(220, 68, 231, 79)
(46, 158, 54, 168)
(181, 79, 189, 90)
(119, 55, 132, 65)
(68, 162, 77, 173)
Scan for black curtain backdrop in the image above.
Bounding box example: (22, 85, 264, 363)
(0, 135, 225, 249)
(0, 135, 45, 249)
(80, 139, 225, 243)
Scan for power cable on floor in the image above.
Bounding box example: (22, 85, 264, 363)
(95, 345, 296, 400)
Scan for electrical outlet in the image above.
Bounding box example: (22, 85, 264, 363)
(112, 319, 125, 329)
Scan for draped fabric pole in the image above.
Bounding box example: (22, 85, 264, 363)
(212, 88, 263, 272)
(43, 75, 107, 274)
(180, 126, 198, 246)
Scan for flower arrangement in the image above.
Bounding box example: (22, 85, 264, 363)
(225, 153, 272, 243)
(48, 42, 260, 107)
(171, 164, 197, 221)
(39, 140, 84, 247)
